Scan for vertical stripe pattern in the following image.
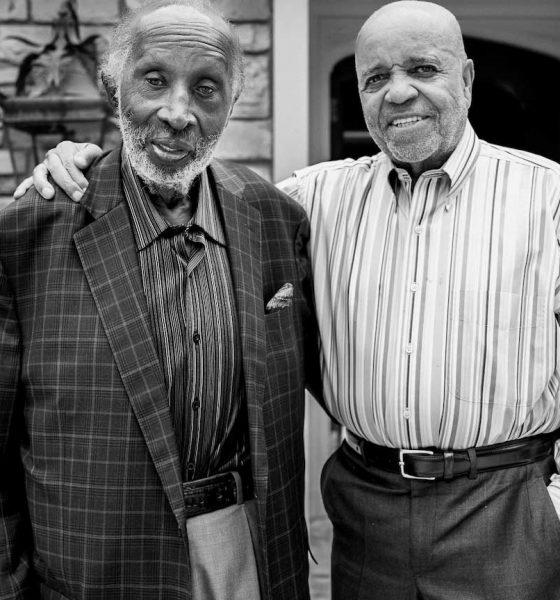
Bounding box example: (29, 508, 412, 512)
(122, 156, 247, 478)
(279, 122, 560, 449)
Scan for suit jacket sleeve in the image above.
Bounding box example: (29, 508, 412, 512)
(280, 175, 332, 415)
(294, 213, 323, 404)
(0, 257, 34, 599)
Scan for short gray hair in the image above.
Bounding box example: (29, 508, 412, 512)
(101, 0, 245, 108)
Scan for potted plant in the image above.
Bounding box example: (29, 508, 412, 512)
(0, 0, 109, 172)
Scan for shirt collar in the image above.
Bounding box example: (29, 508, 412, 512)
(121, 150, 226, 251)
(387, 120, 480, 195)
(193, 170, 226, 246)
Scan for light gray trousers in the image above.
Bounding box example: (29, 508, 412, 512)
(186, 500, 261, 600)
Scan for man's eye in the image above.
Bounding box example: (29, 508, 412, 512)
(413, 65, 438, 76)
(363, 73, 388, 90)
(197, 85, 215, 97)
(146, 76, 165, 87)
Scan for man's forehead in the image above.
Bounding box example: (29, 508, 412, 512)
(365, 1, 461, 33)
(137, 5, 217, 29)
(357, 22, 460, 70)
(356, 2, 464, 64)
(359, 39, 457, 67)
(132, 5, 233, 57)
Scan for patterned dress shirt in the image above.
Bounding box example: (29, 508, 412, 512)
(122, 154, 248, 480)
(279, 121, 560, 455)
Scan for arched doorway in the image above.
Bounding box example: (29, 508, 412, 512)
(330, 38, 560, 162)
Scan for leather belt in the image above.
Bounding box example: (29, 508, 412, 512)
(345, 430, 558, 481)
(182, 465, 253, 518)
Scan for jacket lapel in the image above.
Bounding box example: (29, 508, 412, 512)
(73, 149, 186, 530)
(209, 162, 269, 519)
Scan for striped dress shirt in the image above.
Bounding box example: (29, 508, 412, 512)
(122, 155, 248, 480)
(279, 121, 560, 451)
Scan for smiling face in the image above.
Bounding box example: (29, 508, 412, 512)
(117, 5, 235, 197)
(355, 1, 474, 177)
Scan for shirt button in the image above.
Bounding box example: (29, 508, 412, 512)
(187, 463, 195, 476)
(403, 408, 410, 419)
(414, 225, 423, 235)
(410, 282, 418, 292)
(405, 343, 413, 354)
(192, 397, 200, 410)
(444, 204, 451, 212)
(192, 331, 201, 344)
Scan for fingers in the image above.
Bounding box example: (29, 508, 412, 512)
(44, 145, 89, 202)
(13, 141, 103, 203)
(74, 143, 103, 170)
(32, 162, 56, 199)
(13, 175, 36, 200)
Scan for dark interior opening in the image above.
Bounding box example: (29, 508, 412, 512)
(330, 38, 560, 163)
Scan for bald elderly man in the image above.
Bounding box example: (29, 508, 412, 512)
(16, 1, 560, 598)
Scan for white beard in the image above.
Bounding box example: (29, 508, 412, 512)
(119, 107, 220, 198)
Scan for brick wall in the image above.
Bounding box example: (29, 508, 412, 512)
(0, 0, 272, 209)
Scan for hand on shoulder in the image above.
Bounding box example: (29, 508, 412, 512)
(13, 141, 103, 202)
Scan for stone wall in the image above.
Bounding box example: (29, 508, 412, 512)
(0, 0, 272, 209)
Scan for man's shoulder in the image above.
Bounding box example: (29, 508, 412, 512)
(479, 140, 560, 177)
(0, 185, 82, 261)
(210, 159, 306, 221)
(277, 153, 388, 214)
(1, 176, 82, 230)
(210, 158, 281, 195)
(0, 147, 122, 248)
(291, 154, 385, 182)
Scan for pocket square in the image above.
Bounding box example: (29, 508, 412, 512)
(265, 283, 293, 313)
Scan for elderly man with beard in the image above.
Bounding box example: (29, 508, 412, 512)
(0, 1, 319, 599)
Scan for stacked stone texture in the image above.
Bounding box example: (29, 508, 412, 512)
(0, 0, 272, 209)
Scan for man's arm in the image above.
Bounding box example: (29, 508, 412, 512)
(280, 174, 334, 416)
(547, 167, 560, 521)
(294, 212, 323, 404)
(0, 259, 34, 599)
(17, 144, 296, 206)
(13, 142, 102, 202)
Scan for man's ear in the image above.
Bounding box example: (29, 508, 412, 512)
(101, 71, 119, 111)
(463, 58, 475, 108)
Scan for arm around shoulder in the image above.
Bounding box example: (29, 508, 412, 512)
(13, 141, 103, 202)
(293, 213, 324, 405)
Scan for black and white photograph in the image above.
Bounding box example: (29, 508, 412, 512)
(1, 1, 560, 598)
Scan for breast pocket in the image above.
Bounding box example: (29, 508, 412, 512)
(451, 290, 547, 408)
(265, 306, 296, 353)
(457, 290, 543, 331)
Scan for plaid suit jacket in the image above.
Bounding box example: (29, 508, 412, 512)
(0, 148, 318, 600)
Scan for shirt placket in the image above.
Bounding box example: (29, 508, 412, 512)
(399, 177, 431, 446)
(172, 229, 207, 480)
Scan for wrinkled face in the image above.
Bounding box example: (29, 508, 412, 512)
(118, 6, 235, 196)
(355, 11, 473, 175)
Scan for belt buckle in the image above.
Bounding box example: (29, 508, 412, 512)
(399, 449, 436, 480)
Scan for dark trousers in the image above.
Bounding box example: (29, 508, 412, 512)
(321, 441, 560, 600)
